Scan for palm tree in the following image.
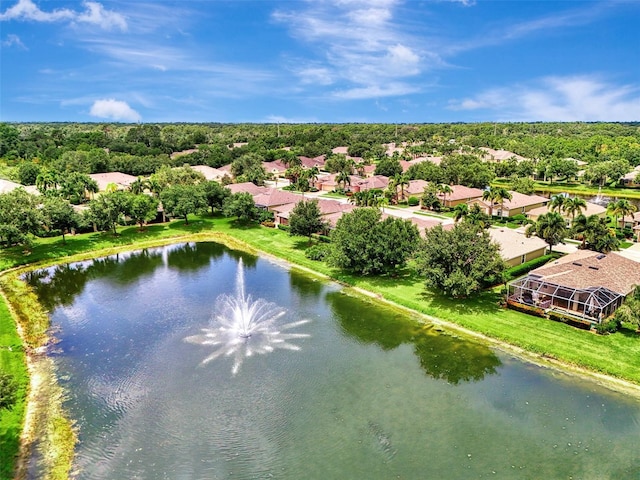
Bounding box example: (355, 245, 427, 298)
(482, 187, 498, 217)
(493, 187, 512, 217)
(453, 203, 469, 223)
(36, 168, 59, 194)
(335, 170, 351, 192)
(306, 166, 320, 189)
(611, 199, 638, 229)
(465, 204, 490, 229)
(129, 176, 150, 195)
(571, 214, 591, 249)
(562, 196, 587, 222)
(437, 183, 453, 208)
(549, 194, 566, 213)
(525, 211, 567, 252)
(395, 174, 410, 202)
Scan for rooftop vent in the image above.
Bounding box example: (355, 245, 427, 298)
(596, 254, 606, 260)
(572, 262, 583, 266)
(589, 266, 599, 270)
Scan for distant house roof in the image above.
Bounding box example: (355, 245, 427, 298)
(191, 165, 226, 181)
(355, 175, 389, 191)
(253, 189, 303, 208)
(501, 191, 548, 211)
(405, 180, 429, 196)
(299, 156, 326, 169)
(437, 185, 484, 202)
(273, 199, 353, 220)
(227, 182, 270, 195)
(332, 146, 349, 155)
(479, 148, 528, 162)
(229, 142, 248, 149)
(262, 160, 288, 175)
(170, 148, 198, 160)
(488, 227, 547, 263)
(0, 179, 38, 195)
(89, 172, 137, 192)
(410, 216, 446, 235)
(530, 250, 640, 296)
(527, 200, 606, 220)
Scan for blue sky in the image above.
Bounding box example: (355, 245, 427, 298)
(1, 0, 639, 123)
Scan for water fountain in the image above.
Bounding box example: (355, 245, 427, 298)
(184, 258, 310, 374)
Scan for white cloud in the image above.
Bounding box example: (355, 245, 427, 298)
(449, 76, 640, 121)
(0, 0, 127, 31)
(89, 99, 141, 122)
(1, 33, 26, 49)
(273, 0, 434, 99)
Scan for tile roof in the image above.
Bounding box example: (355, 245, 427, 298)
(226, 182, 270, 195)
(253, 189, 304, 208)
(488, 227, 548, 262)
(89, 172, 137, 191)
(530, 250, 640, 295)
(437, 185, 484, 202)
(191, 165, 226, 181)
(501, 191, 548, 210)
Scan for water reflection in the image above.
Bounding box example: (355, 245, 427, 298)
(326, 291, 501, 384)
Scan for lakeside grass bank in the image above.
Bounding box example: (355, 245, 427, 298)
(2, 214, 640, 477)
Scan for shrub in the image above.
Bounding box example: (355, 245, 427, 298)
(511, 214, 527, 224)
(277, 224, 290, 232)
(0, 373, 17, 411)
(408, 196, 419, 206)
(595, 319, 621, 335)
(305, 244, 331, 261)
(261, 221, 275, 228)
(504, 253, 561, 281)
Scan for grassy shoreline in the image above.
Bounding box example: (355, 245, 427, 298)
(2, 215, 640, 478)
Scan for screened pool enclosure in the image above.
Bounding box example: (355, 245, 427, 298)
(508, 274, 625, 324)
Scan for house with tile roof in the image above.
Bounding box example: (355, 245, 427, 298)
(89, 172, 137, 192)
(488, 227, 548, 266)
(527, 199, 606, 223)
(508, 250, 640, 324)
(436, 185, 484, 208)
(226, 182, 270, 195)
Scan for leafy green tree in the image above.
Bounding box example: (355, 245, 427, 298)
(525, 211, 567, 252)
(421, 184, 441, 211)
(35, 168, 60, 194)
(231, 153, 267, 185)
(223, 192, 261, 222)
(42, 197, 80, 243)
(375, 157, 402, 178)
(614, 287, 640, 330)
(510, 175, 535, 195)
(150, 164, 206, 193)
(202, 181, 231, 215)
(160, 184, 207, 225)
(129, 176, 150, 195)
(128, 194, 159, 229)
(415, 222, 505, 298)
(328, 207, 419, 275)
(59, 171, 98, 203)
(464, 204, 491, 229)
(288, 200, 326, 241)
(88, 191, 133, 234)
(17, 162, 41, 185)
(0, 188, 43, 246)
(405, 161, 444, 183)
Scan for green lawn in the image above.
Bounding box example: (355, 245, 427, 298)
(0, 295, 28, 480)
(492, 179, 640, 200)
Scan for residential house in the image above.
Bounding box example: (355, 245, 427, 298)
(618, 211, 640, 230)
(89, 172, 137, 192)
(508, 250, 640, 324)
(354, 175, 389, 192)
(472, 191, 548, 217)
(402, 180, 429, 201)
(252, 189, 304, 211)
(191, 165, 227, 182)
(488, 228, 548, 266)
(479, 148, 528, 163)
(436, 185, 484, 208)
(621, 166, 640, 187)
(226, 182, 270, 195)
(273, 199, 354, 228)
(0, 179, 39, 195)
(527, 200, 606, 223)
(262, 160, 288, 178)
(299, 155, 326, 170)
